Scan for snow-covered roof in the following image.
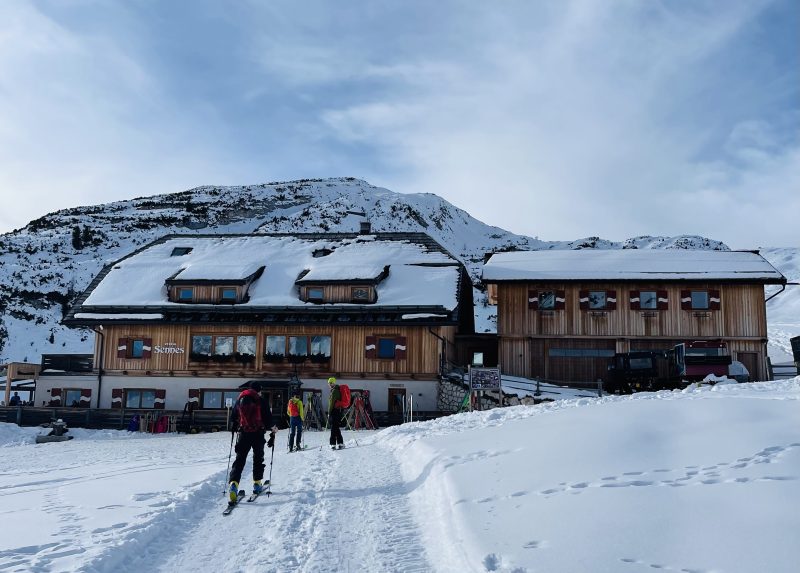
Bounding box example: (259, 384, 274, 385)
(170, 262, 263, 282)
(77, 233, 461, 314)
(483, 249, 786, 283)
(297, 263, 387, 283)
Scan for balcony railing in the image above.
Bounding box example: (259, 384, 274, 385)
(40, 354, 94, 374)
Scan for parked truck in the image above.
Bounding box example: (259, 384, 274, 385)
(605, 341, 745, 394)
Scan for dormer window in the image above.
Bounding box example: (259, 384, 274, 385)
(307, 287, 324, 302)
(179, 287, 194, 302)
(170, 247, 193, 256)
(220, 288, 237, 302)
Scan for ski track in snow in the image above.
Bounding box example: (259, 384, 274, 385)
(150, 432, 431, 573)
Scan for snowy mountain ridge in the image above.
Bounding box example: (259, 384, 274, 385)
(0, 177, 796, 363)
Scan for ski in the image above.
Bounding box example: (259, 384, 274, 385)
(222, 490, 246, 515)
(246, 481, 271, 502)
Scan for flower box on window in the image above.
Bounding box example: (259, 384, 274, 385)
(235, 352, 256, 364)
(263, 352, 285, 363)
(288, 354, 307, 364)
(309, 353, 331, 364)
(211, 354, 233, 363)
(189, 352, 211, 363)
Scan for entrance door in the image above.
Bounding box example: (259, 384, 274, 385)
(388, 388, 406, 414)
(736, 352, 758, 381)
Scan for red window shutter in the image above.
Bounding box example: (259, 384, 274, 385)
(606, 290, 617, 310)
(49, 387, 62, 406)
(555, 290, 566, 310)
(188, 389, 200, 411)
(142, 338, 153, 359)
(395, 336, 407, 360)
(80, 389, 92, 407)
(657, 290, 669, 310)
(579, 290, 589, 310)
(117, 338, 129, 358)
(365, 336, 377, 359)
(629, 290, 641, 310)
(154, 389, 166, 409)
(527, 290, 538, 310)
(680, 290, 691, 310)
(111, 388, 123, 409)
(709, 289, 721, 310)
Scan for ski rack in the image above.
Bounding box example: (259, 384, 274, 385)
(303, 390, 327, 431)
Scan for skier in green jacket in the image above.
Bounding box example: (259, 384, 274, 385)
(327, 377, 344, 450)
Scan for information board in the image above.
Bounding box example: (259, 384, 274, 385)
(470, 367, 501, 390)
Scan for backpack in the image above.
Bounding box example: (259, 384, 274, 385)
(237, 389, 264, 432)
(287, 398, 300, 418)
(338, 384, 351, 409)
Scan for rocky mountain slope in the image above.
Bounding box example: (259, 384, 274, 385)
(1, 177, 793, 364)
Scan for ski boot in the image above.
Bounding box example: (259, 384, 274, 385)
(228, 481, 239, 503)
(252, 480, 264, 495)
(338, 444, 345, 450)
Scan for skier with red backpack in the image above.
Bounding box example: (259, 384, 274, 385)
(327, 377, 350, 450)
(228, 381, 277, 502)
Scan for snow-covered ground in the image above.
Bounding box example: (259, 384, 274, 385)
(2, 379, 799, 573)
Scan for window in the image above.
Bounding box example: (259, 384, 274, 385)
(64, 389, 82, 407)
(265, 335, 286, 362)
(170, 247, 192, 256)
(588, 291, 607, 309)
(539, 291, 556, 310)
(201, 390, 240, 409)
(288, 335, 309, 362)
(352, 287, 370, 302)
(310, 335, 332, 362)
(190, 334, 256, 363)
(179, 287, 194, 302)
(221, 288, 237, 302)
(125, 389, 156, 409)
(130, 339, 145, 358)
(691, 291, 709, 310)
(378, 337, 396, 359)
(629, 357, 654, 370)
(640, 291, 657, 310)
(307, 287, 324, 302)
(118, 337, 151, 359)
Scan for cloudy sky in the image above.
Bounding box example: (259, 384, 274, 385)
(0, 0, 797, 249)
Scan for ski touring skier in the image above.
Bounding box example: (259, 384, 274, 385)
(286, 390, 304, 452)
(327, 377, 345, 450)
(228, 381, 277, 503)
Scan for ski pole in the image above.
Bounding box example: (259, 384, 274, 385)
(266, 438, 275, 497)
(224, 431, 235, 494)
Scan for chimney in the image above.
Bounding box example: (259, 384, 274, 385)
(360, 221, 371, 234)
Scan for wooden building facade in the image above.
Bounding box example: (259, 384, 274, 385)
(38, 232, 473, 416)
(483, 250, 786, 384)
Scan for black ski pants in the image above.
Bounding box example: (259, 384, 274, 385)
(329, 408, 344, 446)
(229, 431, 266, 484)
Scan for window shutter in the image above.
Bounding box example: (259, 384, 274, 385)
(555, 290, 566, 310)
(579, 290, 589, 310)
(117, 338, 129, 358)
(395, 336, 407, 360)
(680, 290, 692, 310)
(629, 290, 641, 311)
(49, 387, 62, 407)
(111, 388, 123, 409)
(606, 290, 617, 310)
(142, 338, 153, 359)
(188, 389, 200, 412)
(657, 290, 669, 310)
(365, 336, 377, 359)
(80, 389, 92, 407)
(154, 389, 166, 410)
(709, 289, 721, 310)
(527, 290, 538, 310)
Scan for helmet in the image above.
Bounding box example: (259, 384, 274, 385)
(250, 381, 262, 392)
(327, 377, 336, 386)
